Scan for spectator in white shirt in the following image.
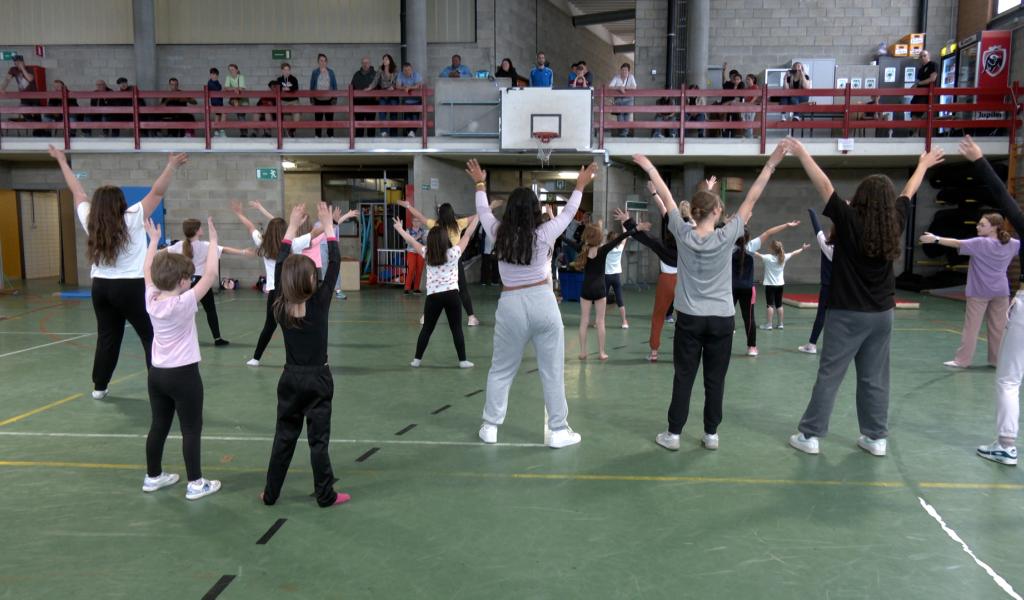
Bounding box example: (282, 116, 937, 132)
(609, 63, 638, 137)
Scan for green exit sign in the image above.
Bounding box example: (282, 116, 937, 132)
(256, 168, 279, 181)
(271, 49, 291, 60)
(0, 51, 17, 61)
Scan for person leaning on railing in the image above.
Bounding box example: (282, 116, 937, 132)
(608, 63, 637, 137)
(309, 53, 338, 138)
(742, 73, 761, 139)
(256, 80, 280, 138)
(223, 64, 248, 137)
(351, 57, 377, 137)
(780, 62, 811, 121)
(159, 77, 197, 138)
(366, 53, 399, 137)
(396, 62, 423, 138)
(275, 62, 300, 137)
(44, 79, 79, 136)
(910, 50, 938, 131)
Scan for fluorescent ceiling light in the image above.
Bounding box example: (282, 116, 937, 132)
(557, 171, 577, 178)
(281, 160, 297, 169)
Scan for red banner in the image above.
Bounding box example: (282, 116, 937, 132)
(978, 29, 1011, 90)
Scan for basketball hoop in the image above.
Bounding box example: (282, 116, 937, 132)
(533, 131, 558, 167)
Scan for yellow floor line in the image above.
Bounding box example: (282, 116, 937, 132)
(0, 370, 144, 427)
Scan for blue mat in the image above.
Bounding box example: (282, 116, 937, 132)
(59, 289, 92, 299)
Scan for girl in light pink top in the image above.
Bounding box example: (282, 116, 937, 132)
(141, 217, 222, 501)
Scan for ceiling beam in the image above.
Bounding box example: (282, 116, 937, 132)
(572, 9, 636, 27)
(613, 43, 636, 53)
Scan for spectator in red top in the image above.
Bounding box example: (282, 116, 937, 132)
(2, 55, 42, 135)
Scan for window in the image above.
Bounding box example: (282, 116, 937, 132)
(998, 0, 1021, 14)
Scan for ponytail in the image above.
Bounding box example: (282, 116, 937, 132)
(182, 218, 202, 259)
(771, 240, 786, 266)
(983, 213, 1013, 245)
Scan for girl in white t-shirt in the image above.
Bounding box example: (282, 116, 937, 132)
(756, 240, 810, 330)
(393, 215, 479, 368)
(165, 218, 251, 346)
(51, 145, 188, 400)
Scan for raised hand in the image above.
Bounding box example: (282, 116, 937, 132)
(167, 153, 189, 169)
(632, 154, 655, 174)
(392, 216, 404, 230)
(919, 232, 939, 244)
(206, 217, 218, 243)
(705, 175, 718, 190)
(248, 200, 264, 210)
(340, 209, 359, 223)
(47, 144, 66, 162)
(637, 222, 652, 232)
(788, 220, 800, 227)
(288, 204, 307, 229)
(959, 135, 983, 161)
(613, 207, 629, 223)
(143, 218, 161, 241)
(801, 242, 811, 250)
(331, 206, 343, 222)
(575, 162, 598, 190)
(465, 159, 487, 184)
(679, 200, 691, 219)
(316, 202, 333, 229)
(918, 147, 945, 169)
(230, 200, 243, 214)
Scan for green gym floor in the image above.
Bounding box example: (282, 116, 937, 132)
(1, 280, 1022, 600)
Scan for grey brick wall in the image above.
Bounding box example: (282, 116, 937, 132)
(634, 0, 670, 89)
(0, 45, 136, 92)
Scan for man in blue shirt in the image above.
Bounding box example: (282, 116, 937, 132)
(439, 54, 472, 78)
(529, 52, 554, 88)
(397, 62, 424, 137)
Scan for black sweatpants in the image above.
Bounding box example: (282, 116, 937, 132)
(457, 259, 475, 316)
(263, 364, 337, 507)
(91, 277, 153, 390)
(253, 289, 279, 360)
(605, 273, 624, 307)
(147, 363, 203, 481)
(191, 275, 222, 340)
(416, 290, 467, 361)
(732, 287, 757, 347)
(668, 312, 734, 435)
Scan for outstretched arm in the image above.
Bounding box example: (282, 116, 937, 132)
(398, 200, 429, 225)
(645, 181, 668, 217)
(190, 218, 221, 301)
(141, 154, 188, 218)
(143, 219, 161, 288)
(736, 143, 787, 223)
(457, 215, 480, 253)
(901, 148, 945, 198)
(788, 243, 811, 258)
(49, 145, 89, 206)
(231, 200, 258, 235)
(249, 200, 275, 220)
(755, 220, 799, 245)
(393, 217, 425, 255)
(807, 208, 823, 235)
(220, 245, 254, 257)
(785, 137, 833, 203)
(634, 154, 673, 210)
(961, 135, 1024, 232)
(919, 232, 963, 249)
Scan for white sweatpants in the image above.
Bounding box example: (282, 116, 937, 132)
(482, 284, 569, 432)
(994, 292, 1024, 445)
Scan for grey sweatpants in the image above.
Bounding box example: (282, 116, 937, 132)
(798, 308, 894, 439)
(482, 285, 569, 432)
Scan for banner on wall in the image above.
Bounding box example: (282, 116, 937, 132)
(976, 29, 1012, 120)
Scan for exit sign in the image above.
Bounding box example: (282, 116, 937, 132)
(256, 168, 279, 181)
(0, 51, 17, 60)
(271, 49, 291, 60)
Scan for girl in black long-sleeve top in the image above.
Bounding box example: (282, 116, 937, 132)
(573, 223, 631, 360)
(963, 136, 1024, 466)
(261, 202, 356, 508)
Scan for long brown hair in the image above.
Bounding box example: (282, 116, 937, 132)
(770, 240, 786, 266)
(982, 213, 1013, 244)
(273, 254, 317, 329)
(86, 186, 129, 266)
(258, 218, 287, 259)
(425, 226, 451, 267)
(851, 175, 902, 260)
(572, 224, 603, 270)
(181, 218, 201, 259)
(151, 252, 194, 291)
(690, 190, 722, 223)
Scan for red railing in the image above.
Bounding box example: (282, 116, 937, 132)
(596, 84, 1021, 154)
(0, 86, 435, 150)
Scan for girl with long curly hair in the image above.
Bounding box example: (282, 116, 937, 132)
(50, 145, 187, 400)
(787, 137, 945, 458)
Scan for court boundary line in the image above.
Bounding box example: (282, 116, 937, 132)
(0, 333, 93, 358)
(0, 370, 145, 427)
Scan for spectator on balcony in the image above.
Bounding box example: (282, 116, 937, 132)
(276, 63, 300, 137)
(85, 80, 112, 138)
(367, 53, 399, 137)
(910, 50, 938, 129)
(780, 62, 811, 121)
(495, 58, 528, 87)
(440, 54, 472, 78)
(742, 73, 760, 139)
(108, 77, 135, 138)
(530, 52, 554, 88)
(684, 85, 708, 138)
(44, 79, 79, 136)
(208, 68, 225, 137)
(256, 80, 280, 138)
(310, 53, 338, 138)
(3, 55, 42, 136)
(569, 61, 593, 88)
(609, 62, 637, 137)
(224, 64, 248, 137)
(720, 64, 745, 138)
(351, 57, 377, 137)
(396, 61, 424, 138)
(160, 77, 197, 138)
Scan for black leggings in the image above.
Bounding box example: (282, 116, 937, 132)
(253, 289, 279, 360)
(764, 285, 784, 308)
(668, 313, 734, 435)
(732, 287, 757, 347)
(417, 290, 466, 361)
(457, 259, 475, 316)
(264, 364, 337, 507)
(191, 276, 222, 340)
(605, 273, 624, 307)
(809, 285, 830, 344)
(147, 363, 203, 481)
(91, 277, 153, 390)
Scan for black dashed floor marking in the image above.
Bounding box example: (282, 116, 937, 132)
(464, 389, 484, 397)
(395, 424, 417, 436)
(256, 518, 287, 545)
(431, 404, 451, 415)
(201, 575, 236, 600)
(355, 447, 380, 462)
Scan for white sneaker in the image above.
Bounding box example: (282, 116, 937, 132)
(548, 427, 581, 448)
(789, 433, 820, 455)
(246, 358, 260, 367)
(977, 441, 1019, 466)
(746, 347, 759, 357)
(777, 323, 784, 330)
(467, 316, 481, 327)
(943, 360, 967, 368)
(410, 358, 422, 368)
(91, 389, 109, 400)
(186, 478, 222, 500)
(759, 324, 773, 330)
(142, 472, 179, 492)
(419, 315, 425, 325)
(458, 360, 474, 368)
(857, 435, 887, 457)
(407, 131, 416, 137)
(701, 433, 719, 450)
(479, 423, 498, 444)
(655, 431, 680, 451)
(665, 316, 675, 324)
(621, 322, 629, 329)
(798, 344, 817, 354)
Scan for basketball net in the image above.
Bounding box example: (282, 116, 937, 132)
(536, 143, 553, 167)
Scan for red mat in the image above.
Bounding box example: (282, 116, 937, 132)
(782, 293, 919, 309)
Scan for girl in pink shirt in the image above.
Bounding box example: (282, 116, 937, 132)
(141, 217, 222, 501)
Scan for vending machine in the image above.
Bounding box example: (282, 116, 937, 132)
(955, 30, 1011, 118)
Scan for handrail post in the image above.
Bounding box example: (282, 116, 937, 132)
(132, 86, 141, 150)
(204, 85, 212, 150)
(275, 85, 283, 150)
(598, 86, 605, 149)
(421, 87, 428, 149)
(348, 85, 356, 150)
(679, 85, 686, 155)
(925, 84, 934, 152)
(1010, 81, 1020, 157)
(759, 84, 768, 154)
(61, 84, 71, 149)
(842, 83, 852, 141)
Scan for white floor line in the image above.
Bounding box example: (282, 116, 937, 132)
(0, 430, 547, 448)
(0, 334, 94, 358)
(0, 331, 94, 336)
(917, 497, 1022, 599)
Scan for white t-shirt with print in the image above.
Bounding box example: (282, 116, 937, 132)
(166, 240, 223, 274)
(759, 252, 798, 286)
(251, 230, 311, 292)
(76, 202, 147, 279)
(422, 246, 462, 295)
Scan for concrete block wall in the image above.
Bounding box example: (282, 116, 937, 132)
(68, 153, 283, 285)
(0, 45, 136, 91)
(634, 0, 670, 90)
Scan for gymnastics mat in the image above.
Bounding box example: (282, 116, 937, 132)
(782, 293, 919, 310)
(56, 289, 92, 299)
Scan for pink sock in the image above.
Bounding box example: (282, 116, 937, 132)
(331, 492, 351, 507)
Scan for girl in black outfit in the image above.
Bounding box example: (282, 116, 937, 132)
(261, 202, 349, 508)
(573, 223, 630, 360)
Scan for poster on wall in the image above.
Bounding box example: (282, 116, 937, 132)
(836, 78, 848, 89)
(865, 78, 877, 89)
(976, 29, 1012, 120)
(884, 67, 896, 83)
(851, 78, 862, 89)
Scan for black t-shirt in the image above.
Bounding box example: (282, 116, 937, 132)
(276, 75, 300, 102)
(823, 191, 908, 312)
(917, 61, 938, 85)
(275, 239, 340, 366)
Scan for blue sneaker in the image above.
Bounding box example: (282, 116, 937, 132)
(977, 442, 1018, 466)
(185, 478, 222, 500)
(336, 291, 347, 300)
